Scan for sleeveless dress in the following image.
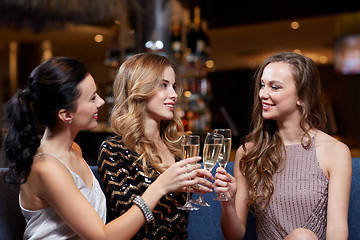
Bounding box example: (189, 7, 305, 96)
(98, 136, 189, 240)
(255, 137, 329, 239)
(20, 153, 106, 240)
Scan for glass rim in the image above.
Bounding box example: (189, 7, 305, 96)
(214, 128, 232, 131)
(182, 134, 200, 138)
(214, 129, 232, 137)
(206, 132, 224, 138)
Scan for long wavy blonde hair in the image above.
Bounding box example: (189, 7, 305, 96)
(240, 52, 327, 210)
(111, 53, 184, 175)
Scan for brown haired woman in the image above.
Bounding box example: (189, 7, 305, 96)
(214, 52, 351, 240)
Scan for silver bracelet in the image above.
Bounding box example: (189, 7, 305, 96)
(132, 195, 154, 223)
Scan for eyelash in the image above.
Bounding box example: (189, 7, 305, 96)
(162, 82, 176, 90)
(260, 82, 280, 90)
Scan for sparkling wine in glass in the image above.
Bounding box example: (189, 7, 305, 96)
(177, 135, 200, 211)
(213, 129, 232, 201)
(191, 132, 223, 207)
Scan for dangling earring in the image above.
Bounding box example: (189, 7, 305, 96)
(69, 120, 72, 124)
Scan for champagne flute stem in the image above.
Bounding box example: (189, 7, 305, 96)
(186, 185, 190, 200)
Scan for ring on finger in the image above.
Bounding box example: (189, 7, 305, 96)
(192, 183, 200, 190)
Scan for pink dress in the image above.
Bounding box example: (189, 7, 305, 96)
(255, 138, 329, 239)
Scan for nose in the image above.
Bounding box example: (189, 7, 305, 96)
(169, 87, 178, 101)
(259, 86, 269, 100)
(97, 95, 105, 107)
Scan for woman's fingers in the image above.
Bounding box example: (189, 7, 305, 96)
(177, 156, 202, 167)
(189, 178, 213, 194)
(195, 169, 214, 180)
(190, 184, 212, 194)
(213, 167, 235, 196)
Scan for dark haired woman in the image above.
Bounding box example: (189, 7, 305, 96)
(3, 56, 207, 240)
(214, 52, 351, 240)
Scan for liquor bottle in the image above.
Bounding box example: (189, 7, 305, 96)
(170, 16, 182, 59)
(104, 22, 120, 67)
(196, 19, 210, 60)
(186, 8, 197, 55)
(193, 6, 209, 60)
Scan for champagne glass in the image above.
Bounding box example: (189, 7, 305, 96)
(177, 135, 200, 211)
(191, 132, 224, 207)
(213, 129, 232, 201)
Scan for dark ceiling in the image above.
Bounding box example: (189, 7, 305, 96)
(181, 0, 360, 28)
(2, 0, 360, 31)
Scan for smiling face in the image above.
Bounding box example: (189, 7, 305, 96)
(259, 62, 302, 122)
(145, 66, 178, 123)
(71, 74, 105, 129)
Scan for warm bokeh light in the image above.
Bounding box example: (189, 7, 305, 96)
(94, 34, 103, 43)
(293, 49, 302, 54)
(205, 60, 214, 68)
(41, 40, 53, 62)
(319, 55, 328, 64)
(290, 21, 300, 30)
(184, 91, 192, 98)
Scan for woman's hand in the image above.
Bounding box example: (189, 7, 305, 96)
(189, 168, 214, 195)
(214, 166, 237, 200)
(153, 156, 212, 195)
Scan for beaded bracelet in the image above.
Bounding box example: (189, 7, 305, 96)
(132, 195, 154, 223)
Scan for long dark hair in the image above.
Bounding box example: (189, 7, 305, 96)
(3, 56, 88, 185)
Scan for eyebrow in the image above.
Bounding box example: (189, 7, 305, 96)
(162, 79, 177, 85)
(261, 79, 283, 84)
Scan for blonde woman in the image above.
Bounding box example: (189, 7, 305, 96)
(214, 52, 351, 240)
(98, 53, 213, 239)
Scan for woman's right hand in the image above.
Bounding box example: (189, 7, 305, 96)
(152, 156, 213, 195)
(214, 167, 237, 200)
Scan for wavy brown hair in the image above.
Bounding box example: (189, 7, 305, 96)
(240, 52, 327, 210)
(111, 53, 184, 175)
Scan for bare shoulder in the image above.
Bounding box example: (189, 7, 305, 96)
(315, 131, 352, 176)
(31, 154, 71, 181)
(316, 131, 351, 159)
(24, 154, 74, 201)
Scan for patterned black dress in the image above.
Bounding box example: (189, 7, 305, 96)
(97, 136, 189, 240)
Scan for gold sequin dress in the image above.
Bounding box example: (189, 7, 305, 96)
(255, 137, 329, 239)
(98, 136, 189, 240)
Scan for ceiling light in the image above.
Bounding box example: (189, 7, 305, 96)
(290, 21, 300, 30)
(94, 34, 103, 43)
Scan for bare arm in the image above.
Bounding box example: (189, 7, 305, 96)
(215, 146, 251, 240)
(29, 155, 203, 240)
(324, 141, 352, 240)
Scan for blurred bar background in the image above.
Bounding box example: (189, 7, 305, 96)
(1, 0, 360, 166)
